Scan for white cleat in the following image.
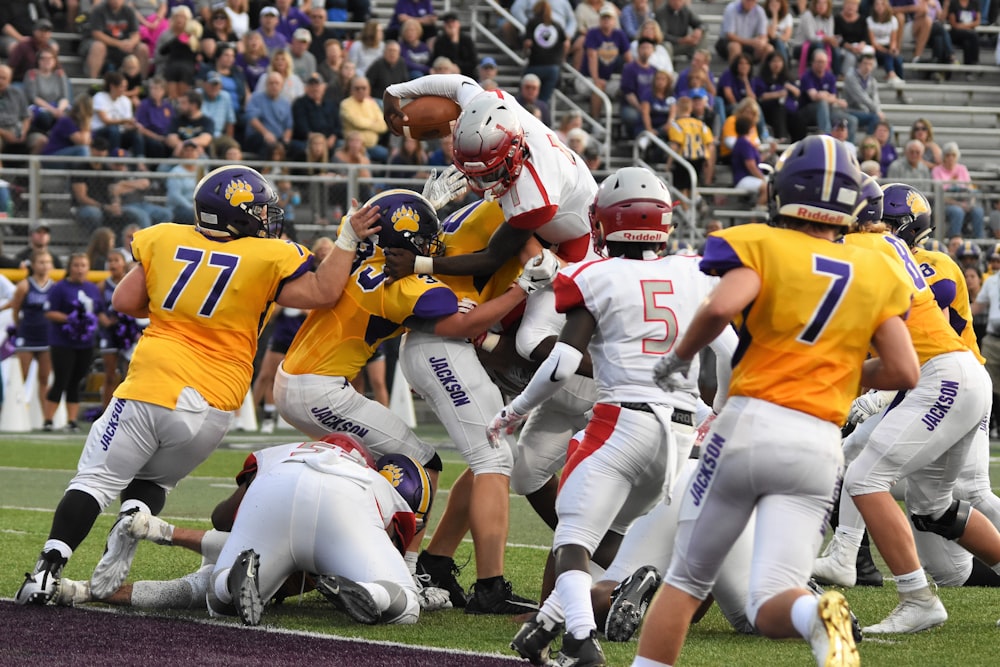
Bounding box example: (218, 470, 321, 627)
(809, 591, 860, 667)
(863, 593, 947, 634)
(812, 534, 858, 588)
(127, 512, 174, 545)
(90, 508, 141, 599)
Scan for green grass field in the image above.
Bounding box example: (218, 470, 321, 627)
(2, 430, 999, 666)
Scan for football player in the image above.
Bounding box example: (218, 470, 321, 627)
(638, 136, 920, 667)
(497, 167, 738, 667)
(16, 165, 381, 607)
(381, 74, 598, 280)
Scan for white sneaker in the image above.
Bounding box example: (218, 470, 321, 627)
(813, 534, 858, 588)
(809, 591, 860, 667)
(260, 418, 275, 434)
(128, 512, 174, 545)
(53, 578, 91, 606)
(90, 508, 141, 599)
(862, 593, 947, 634)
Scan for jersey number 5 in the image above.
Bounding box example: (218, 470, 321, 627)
(798, 255, 852, 344)
(642, 280, 678, 354)
(163, 247, 241, 317)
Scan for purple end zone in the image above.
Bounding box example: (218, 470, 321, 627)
(0, 602, 524, 666)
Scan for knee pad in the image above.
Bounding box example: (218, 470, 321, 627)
(424, 451, 442, 472)
(911, 499, 972, 540)
(375, 580, 419, 625)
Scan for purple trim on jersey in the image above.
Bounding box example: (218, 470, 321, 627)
(273, 256, 315, 301)
(412, 286, 459, 320)
(930, 278, 956, 311)
(699, 235, 744, 276)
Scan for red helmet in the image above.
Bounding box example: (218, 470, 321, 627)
(319, 433, 376, 469)
(590, 167, 674, 254)
(452, 92, 526, 201)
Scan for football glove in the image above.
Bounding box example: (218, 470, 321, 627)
(335, 200, 363, 252)
(847, 389, 895, 425)
(421, 165, 469, 210)
(486, 405, 527, 448)
(652, 351, 694, 393)
(516, 249, 560, 294)
(456, 297, 478, 314)
(417, 586, 453, 611)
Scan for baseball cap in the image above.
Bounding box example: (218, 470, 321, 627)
(441, 11, 459, 22)
(833, 118, 850, 131)
(599, 6, 617, 17)
(860, 45, 876, 58)
(30, 222, 51, 233)
(36, 18, 54, 31)
(306, 72, 325, 84)
(293, 28, 312, 43)
(206, 71, 223, 84)
(479, 56, 497, 69)
(689, 87, 708, 99)
(260, 6, 279, 17)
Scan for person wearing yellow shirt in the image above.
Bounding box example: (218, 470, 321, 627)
(339, 75, 389, 162)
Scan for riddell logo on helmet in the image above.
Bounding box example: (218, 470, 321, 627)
(796, 207, 844, 224)
(622, 231, 662, 241)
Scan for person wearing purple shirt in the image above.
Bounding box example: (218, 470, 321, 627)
(41, 94, 91, 165)
(619, 38, 658, 137)
(730, 116, 765, 196)
(579, 8, 632, 119)
(275, 0, 312, 41)
(257, 7, 290, 56)
(134, 77, 174, 159)
(796, 48, 856, 136)
(388, 0, 437, 41)
(43, 253, 108, 432)
(751, 52, 804, 141)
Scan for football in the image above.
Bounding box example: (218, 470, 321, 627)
(398, 96, 462, 141)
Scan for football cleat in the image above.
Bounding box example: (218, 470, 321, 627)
(90, 507, 142, 599)
(229, 549, 264, 626)
(605, 565, 662, 642)
(809, 591, 860, 667)
(53, 578, 92, 607)
(127, 512, 174, 546)
(812, 533, 858, 588)
(465, 577, 539, 615)
(863, 591, 947, 634)
(555, 631, 607, 667)
(15, 549, 67, 605)
(416, 551, 468, 608)
(314, 575, 381, 625)
(807, 579, 862, 644)
(511, 612, 563, 666)
(855, 542, 884, 587)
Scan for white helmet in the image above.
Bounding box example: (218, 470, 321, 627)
(452, 92, 527, 201)
(590, 167, 674, 253)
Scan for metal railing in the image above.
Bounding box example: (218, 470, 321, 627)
(632, 131, 701, 245)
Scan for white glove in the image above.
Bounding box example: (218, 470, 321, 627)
(335, 202, 362, 251)
(517, 249, 560, 294)
(421, 165, 469, 210)
(486, 405, 528, 448)
(418, 586, 453, 611)
(456, 297, 478, 314)
(652, 350, 694, 393)
(847, 389, 895, 425)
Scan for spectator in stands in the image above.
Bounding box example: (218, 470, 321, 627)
(431, 12, 478, 79)
(329, 59, 358, 103)
(430, 56, 460, 74)
(244, 70, 293, 155)
(718, 52, 756, 116)
(887, 138, 932, 181)
(118, 55, 145, 108)
(666, 95, 715, 191)
(134, 0, 169, 56)
(0, 1, 55, 59)
(621, 0, 655, 41)
(256, 6, 290, 55)
(388, 136, 430, 181)
(752, 51, 803, 142)
(42, 92, 93, 166)
(290, 29, 318, 82)
(890, 0, 932, 62)
(579, 5, 632, 120)
(858, 136, 883, 165)
(688, 86, 719, 145)
(105, 158, 171, 229)
(8, 19, 59, 83)
(260, 142, 299, 226)
(43, 252, 107, 433)
(0, 64, 42, 155)
(155, 5, 200, 101)
(427, 132, 455, 166)
(238, 31, 271, 91)
(797, 49, 857, 139)
(764, 0, 793, 65)
(868, 0, 908, 91)
(331, 130, 373, 205)
(291, 72, 340, 159)
(305, 7, 336, 63)
(874, 120, 898, 174)
(318, 38, 347, 92)
(24, 46, 71, 135)
(947, 0, 981, 68)
(795, 0, 841, 77)
(836, 0, 871, 76)
(400, 18, 432, 79)
(165, 140, 199, 224)
(349, 19, 387, 76)
(656, 0, 704, 60)
(366, 40, 409, 101)
(675, 48, 725, 133)
(934, 142, 985, 238)
(85, 226, 116, 271)
(323, 0, 372, 27)
(555, 109, 583, 143)
(860, 159, 882, 177)
(716, 0, 773, 64)
(388, 0, 437, 42)
(92, 72, 145, 160)
(477, 56, 500, 84)
(521, 3, 568, 105)
(719, 97, 766, 164)
(574, 0, 620, 72)
(631, 19, 674, 75)
(255, 49, 304, 103)
(83, 0, 149, 80)
(509, 0, 576, 57)
(274, 0, 310, 41)
(70, 138, 142, 233)
(9, 245, 53, 410)
(223, 0, 251, 38)
(513, 73, 552, 130)
(909, 117, 943, 168)
(201, 8, 239, 66)
(731, 115, 766, 199)
(620, 38, 658, 137)
(132, 77, 172, 159)
(843, 46, 884, 136)
(200, 73, 236, 144)
(14, 223, 63, 269)
(565, 126, 594, 162)
(339, 75, 388, 162)
(213, 44, 250, 120)
(164, 90, 214, 157)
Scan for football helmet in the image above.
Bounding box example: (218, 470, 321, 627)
(376, 454, 433, 529)
(988, 243, 1000, 261)
(319, 433, 376, 469)
(367, 189, 444, 257)
(920, 238, 944, 252)
(956, 240, 981, 262)
(768, 135, 862, 227)
(193, 165, 284, 239)
(856, 175, 884, 225)
(590, 167, 673, 254)
(881, 183, 934, 248)
(452, 92, 527, 201)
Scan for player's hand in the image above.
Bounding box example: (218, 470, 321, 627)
(383, 92, 408, 135)
(417, 586, 453, 611)
(422, 165, 469, 210)
(847, 389, 894, 425)
(652, 350, 693, 393)
(384, 248, 417, 279)
(336, 199, 380, 251)
(517, 249, 560, 294)
(487, 405, 527, 448)
(693, 412, 717, 447)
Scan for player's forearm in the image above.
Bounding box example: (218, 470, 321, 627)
(511, 341, 584, 414)
(386, 73, 476, 104)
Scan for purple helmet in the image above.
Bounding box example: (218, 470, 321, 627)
(376, 454, 433, 528)
(367, 189, 444, 257)
(956, 240, 981, 261)
(769, 135, 862, 227)
(856, 175, 884, 225)
(193, 165, 284, 239)
(881, 183, 933, 248)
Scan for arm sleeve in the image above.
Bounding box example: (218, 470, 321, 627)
(510, 341, 584, 414)
(386, 73, 481, 106)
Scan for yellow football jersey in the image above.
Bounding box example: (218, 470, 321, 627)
(700, 224, 914, 425)
(914, 247, 985, 364)
(843, 232, 967, 366)
(436, 199, 522, 304)
(116, 223, 313, 411)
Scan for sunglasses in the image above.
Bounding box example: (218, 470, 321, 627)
(913, 125, 928, 131)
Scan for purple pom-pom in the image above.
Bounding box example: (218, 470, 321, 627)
(62, 301, 98, 343)
(112, 314, 143, 350)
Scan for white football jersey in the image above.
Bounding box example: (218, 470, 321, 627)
(553, 254, 726, 410)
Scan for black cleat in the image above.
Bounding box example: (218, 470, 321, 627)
(416, 551, 468, 608)
(855, 544, 884, 587)
(605, 565, 661, 642)
(556, 631, 607, 666)
(511, 612, 563, 665)
(314, 575, 381, 625)
(465, 577, 539, 615)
